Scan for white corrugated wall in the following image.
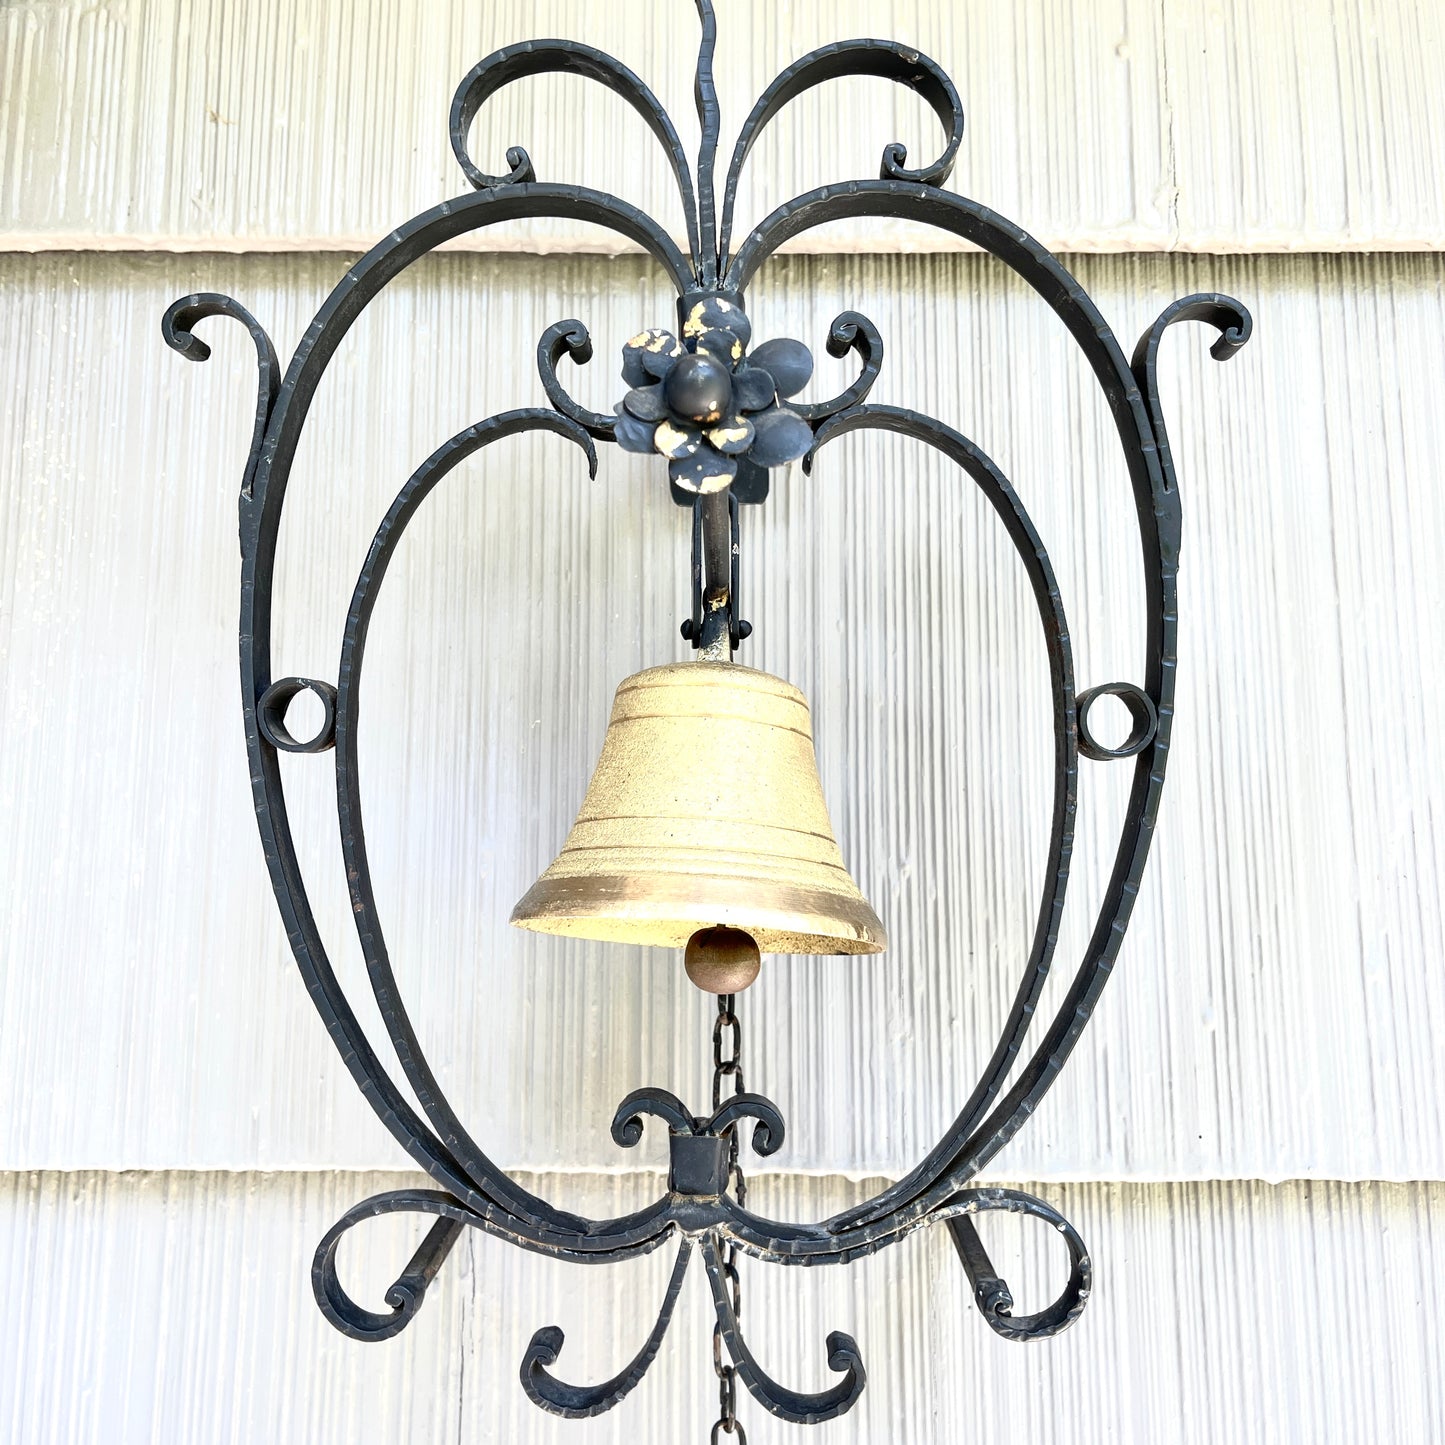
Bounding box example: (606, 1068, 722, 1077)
(1, 2, 1442, 1441)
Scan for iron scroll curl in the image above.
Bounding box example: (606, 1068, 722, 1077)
(162, 293, 278, 516)
(449, 40, 704, 266)
(521, 1242, 696, 1418)
(717, 37, 964, 267)
(165, 0, 1251, 1421)
(792, 310, 886, 424)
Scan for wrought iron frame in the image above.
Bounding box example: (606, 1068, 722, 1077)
(164, 0, 1250, 1427)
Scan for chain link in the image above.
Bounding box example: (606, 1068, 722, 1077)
(710, 993, 747, 1444)
(712, 994, 745, 1107)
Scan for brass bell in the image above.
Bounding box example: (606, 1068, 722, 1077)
(510, 662, 886, 959)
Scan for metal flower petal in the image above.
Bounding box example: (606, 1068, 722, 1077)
(653, 419, 703, 460)
(614, 407, 660, 455)
(749, 404, 814, 467)
(682, 296, 751, 352)
(748, 338, 814, 399)
(622, 328, 684, 387)
(706, 417, 755, 455)
(693, 329, 743, 366)
(623, 383, 670, 421)
(670, 451, 739, 493)
(730, 365, 777, 413)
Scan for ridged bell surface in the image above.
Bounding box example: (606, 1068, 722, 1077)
(510, 663, 887, 955)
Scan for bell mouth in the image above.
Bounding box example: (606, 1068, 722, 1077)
(511, 872, 886, 955)
(509, 661, 887, 957)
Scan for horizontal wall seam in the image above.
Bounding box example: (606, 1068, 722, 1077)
(3, 1167, 1442, 1187)
(6, 240, 1445, 259)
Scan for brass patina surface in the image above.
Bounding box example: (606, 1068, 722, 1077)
(511, 662, 887, 954)
(684, 926, 762, 993)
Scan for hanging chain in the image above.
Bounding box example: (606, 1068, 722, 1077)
(710, 993, 747, 1445)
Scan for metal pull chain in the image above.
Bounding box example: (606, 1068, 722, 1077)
(710, 993, 747, 1444)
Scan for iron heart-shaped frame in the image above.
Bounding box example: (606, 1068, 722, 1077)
(163, 0, 1250, 1427)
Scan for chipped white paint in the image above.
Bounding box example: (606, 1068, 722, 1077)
(2, 0, 1444, 256)
(2, 1171, 1442, 1443)
(1, 250, 1442, 1180)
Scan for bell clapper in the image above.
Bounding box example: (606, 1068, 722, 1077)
(685, 927, 761, 994)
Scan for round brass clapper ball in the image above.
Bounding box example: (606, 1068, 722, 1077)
(685, 927, 761, 994)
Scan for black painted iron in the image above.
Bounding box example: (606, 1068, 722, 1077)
(164, 0, 1251, 1428)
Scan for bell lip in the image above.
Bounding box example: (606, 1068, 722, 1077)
(510, 873, 887, 956)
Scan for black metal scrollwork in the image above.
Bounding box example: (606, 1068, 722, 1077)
(806, 403, 1078, 1239)
(521, 1243, 695, 1417)
(1131, 292, 1253, 502)
(161, 293, 278, 520)
(611, 1087, 786, 1160)
(257, 677, 337, 753)
(702, 1234, 867, 1425)
(311, 1191, 477, 1342)
(336, 409, 608, 1239)
(1077, 681, 1158, 761)
(536, 319, 615, 440)
(717, 38, 964, 268)
(944, 1188, 1092, 1341)
(793, 310, 886, 425)
(449, 39, 703, 263)
(167, 0, 1252, 1424)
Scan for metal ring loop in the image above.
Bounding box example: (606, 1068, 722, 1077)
(257, 677, 338, 753)
(1076, 682, 1157, 761)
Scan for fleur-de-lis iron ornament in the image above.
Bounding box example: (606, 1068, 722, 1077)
(163, 0, 1251, 1429)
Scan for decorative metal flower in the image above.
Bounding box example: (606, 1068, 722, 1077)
(613, 295, 815, 493)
